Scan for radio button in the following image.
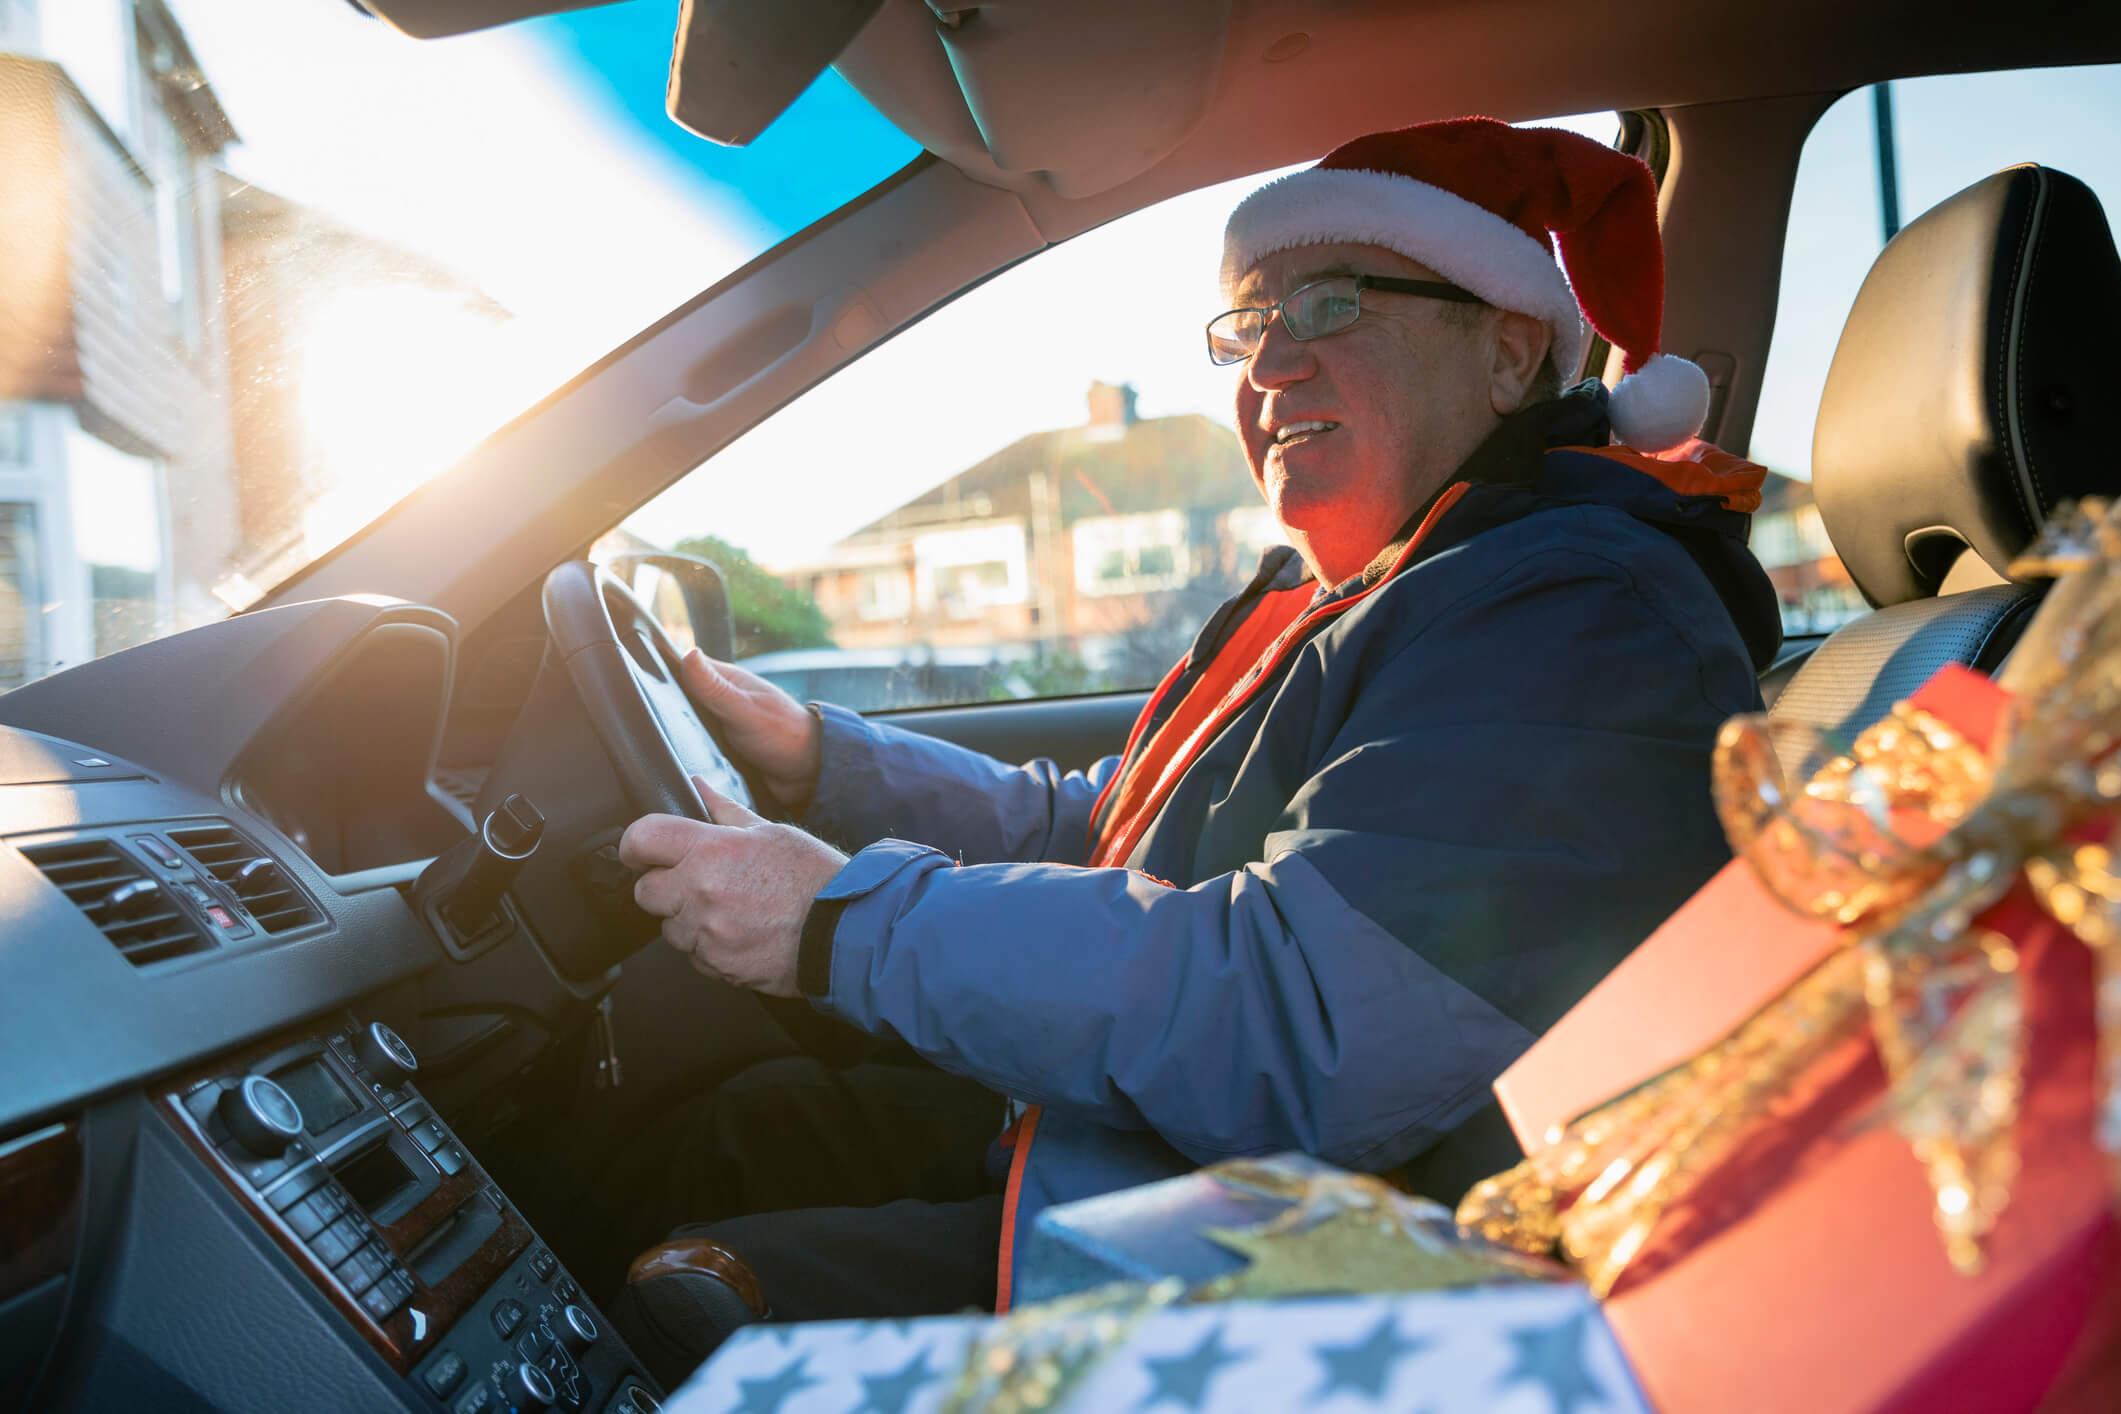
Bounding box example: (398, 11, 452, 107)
(359, 1280, 401, 1320)
(452, 1384, 494, 1414)
(312, 1215, 360, 1266)
(338, 1242, 388, 1294)
(265, 1162, 321, 1212)
(433, 1144, 469, 1176)
(285, 1194, 331, 1240)
(529, 1248, 557, 1283)
(410, 1119, 449, 1153)
(423, 1351, 467, 1397)
(491, 1298, 526, 1340)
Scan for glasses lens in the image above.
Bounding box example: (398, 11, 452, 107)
(1206, 310, 1262, 365)
(1284, 278, 1361, 341)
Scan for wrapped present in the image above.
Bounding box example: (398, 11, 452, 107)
(1018, 1151, 1566, 1305)
(1457, 501, 2121, 1411)
(665, 1281, 1647, 1413)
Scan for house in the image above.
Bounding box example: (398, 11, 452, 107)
(775, 382, 1277, 678)
(0, 0, 236, 687)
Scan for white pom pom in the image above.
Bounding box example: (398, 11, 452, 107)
(1609, 353, 1710, 452)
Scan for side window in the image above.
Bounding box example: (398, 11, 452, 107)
(1752, 64, 2121, 637)
(618, 115, 1615, 713)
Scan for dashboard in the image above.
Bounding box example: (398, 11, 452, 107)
(0, 594, 667, 1412)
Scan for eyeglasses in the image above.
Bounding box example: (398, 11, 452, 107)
(1205, 274, 1486, 366)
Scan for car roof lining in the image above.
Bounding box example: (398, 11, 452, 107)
(839, 0, 2121, 207)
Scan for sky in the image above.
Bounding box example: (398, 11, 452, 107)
(160, 2, 2121, 570)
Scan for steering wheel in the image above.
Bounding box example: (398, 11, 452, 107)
(540, 560, 756, 823)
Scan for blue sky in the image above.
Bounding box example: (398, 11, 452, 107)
(523, 0, 918, 242)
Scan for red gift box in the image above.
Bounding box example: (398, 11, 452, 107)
(1493, 667, 2120, 1412)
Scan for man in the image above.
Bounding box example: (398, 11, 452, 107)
(605, 117, 1780, 1366)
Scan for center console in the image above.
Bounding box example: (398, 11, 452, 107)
(160, 1018, 659, 1414)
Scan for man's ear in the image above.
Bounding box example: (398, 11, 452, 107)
(1487, 309, 1552, 415)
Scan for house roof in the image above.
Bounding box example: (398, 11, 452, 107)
(856, 412, 1255, 537)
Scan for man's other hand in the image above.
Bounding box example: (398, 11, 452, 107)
(620, 775, 849, 997)
(677, 649, 825, 815)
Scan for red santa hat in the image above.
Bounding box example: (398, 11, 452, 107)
(1221, 116, 1709, 452)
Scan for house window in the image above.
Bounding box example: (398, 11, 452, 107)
(150, 105, 203, 348)
(0, 503, 41, 690)
(1223, 505, 1284, 577)
(1073, 511, 1190, 597)
(914, 522, 1029, 619)
(856, 566, 912, 622)
(0, 408, 29, 464)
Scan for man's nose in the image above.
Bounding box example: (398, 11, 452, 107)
(1245, 313, 1315, 391)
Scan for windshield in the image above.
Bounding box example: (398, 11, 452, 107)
(0, 0, 914, 690)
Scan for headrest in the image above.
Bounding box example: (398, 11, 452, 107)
(1812, 166, 2121, 606)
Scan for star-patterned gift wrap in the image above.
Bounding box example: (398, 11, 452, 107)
(663, 1283, 1645, 1414)
(1019, 1152, 1567, 1306)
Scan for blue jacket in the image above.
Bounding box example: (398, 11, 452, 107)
(795, 388, 1781, 1298)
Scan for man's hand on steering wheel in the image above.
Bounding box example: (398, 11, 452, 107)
(620, 774, 848, 997)
(674, 650, 824, 816)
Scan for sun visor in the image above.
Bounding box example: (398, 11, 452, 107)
(836, 0, 1233, 198)
(352, 0, 620, 40)
(667, 0, 889, 147)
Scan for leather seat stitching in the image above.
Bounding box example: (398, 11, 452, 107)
(1995, 171, 2046, 538)
(2016, 172, 2052, 516)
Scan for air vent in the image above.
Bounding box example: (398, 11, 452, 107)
(22, 838, 209, 966)
(167, 822, 322, 935)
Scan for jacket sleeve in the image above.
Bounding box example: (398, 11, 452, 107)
(805, 551, 1743, 1170)
(801, 702, 1122, 866)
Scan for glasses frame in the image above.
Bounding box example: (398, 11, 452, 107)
(1205, 274, 1487, 366)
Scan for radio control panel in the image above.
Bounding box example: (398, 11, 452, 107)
(161, 1015, 659, 1412)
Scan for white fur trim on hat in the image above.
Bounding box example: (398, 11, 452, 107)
(1607, 353, 1710, 453)
(1222, 166, 1587, 380)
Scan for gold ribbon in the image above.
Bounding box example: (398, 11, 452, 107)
(1458, 498, 2121, 1297)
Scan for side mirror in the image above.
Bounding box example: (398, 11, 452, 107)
(604, 551, 737, 664)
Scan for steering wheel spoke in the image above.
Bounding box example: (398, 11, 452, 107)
(542, 561, 757, 822)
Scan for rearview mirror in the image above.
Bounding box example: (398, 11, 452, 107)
(604, 551, 737, 663)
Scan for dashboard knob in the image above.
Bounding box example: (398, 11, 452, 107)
(558, 1303, 598, 1354)
(355, 1021, 419, 1085)
(510, 1361, 556, 1412)
(219, 1074, 304, 1156)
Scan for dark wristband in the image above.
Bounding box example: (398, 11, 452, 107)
(797, 895, 849, 997)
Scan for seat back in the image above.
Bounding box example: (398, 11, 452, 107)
(1773, 164, 2121, 739)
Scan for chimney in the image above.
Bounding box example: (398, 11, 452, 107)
(1085, 381, 1138, 442)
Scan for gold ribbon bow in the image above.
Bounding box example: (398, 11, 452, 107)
(1457, 499, 2121, 1297)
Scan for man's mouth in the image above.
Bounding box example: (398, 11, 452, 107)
(1269, 419, 1339, 450)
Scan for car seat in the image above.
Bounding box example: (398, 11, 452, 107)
(1762, 163, 2121, 733)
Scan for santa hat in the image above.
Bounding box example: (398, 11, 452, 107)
(1222, 117, 1709, 452)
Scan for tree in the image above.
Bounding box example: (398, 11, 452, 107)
(672, 534, 834, 657)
